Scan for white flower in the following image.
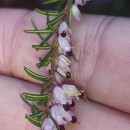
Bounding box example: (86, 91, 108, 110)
(57, 55, 71, 68)
(42, 117, 57, 130)
(50, 105, 72, 125)
(55, 72, 63, 84)
(57, 67, 66, 77)
(53, 86, 67, 105)
(74, 0, 90, 6)
(58, 35, 71, 52)
(72, 5, 81, 21)
(57, 66, 71, 78)
(62, 84, 81, 100)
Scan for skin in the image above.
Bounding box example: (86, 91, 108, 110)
(0, 9, 130, 129)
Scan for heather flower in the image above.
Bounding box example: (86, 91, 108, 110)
(50, 105, 72, 125)
(72, 4, 81, 21)
(59, 21, 71, 41)
(57, 55, 71, 68)
(53, 86, 67, 105)
(42, 117, 57, 130)
(57, 66, 71, 78)
(62, 84, 81, 100)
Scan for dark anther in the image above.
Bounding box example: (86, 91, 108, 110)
(67, 50, 73, 57)
(49, 70, 51, 75)
(63, 104, 70, 111)
(70, 101, 75, 107)
(71, 116, 77, 123)
(66, 72, 71, 79)
(61, 31, 67, 37)
(59, 125, 65, 130)
(78, 91, 84, 98)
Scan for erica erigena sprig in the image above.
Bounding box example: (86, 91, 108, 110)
(21, 0, 90, 130)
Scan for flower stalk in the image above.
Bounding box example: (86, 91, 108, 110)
(21, 0, 90, 130)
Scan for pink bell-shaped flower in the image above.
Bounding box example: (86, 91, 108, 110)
(53, 86, 68, 105)
(58, 21, 71, 41)
(50, 105, 72, 125)
(42, 117, 57, 130)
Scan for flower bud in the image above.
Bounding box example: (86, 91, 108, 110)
(42, 117, 56, 130)
(62, 85, 81, 100)
(72, 5, 81, 21)
(53, 86, 67, 105)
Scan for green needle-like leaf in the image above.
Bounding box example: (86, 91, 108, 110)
(36, 47, 56, 69)
(24, 29, 53, 34)
(22, 93, 48, 102)
(35, 8, 59, 16)
(46, 32, 55, 41)
(41, 78, 53, 93)
(32, 45, 51, 50)
(31, 103, 43, 115)
(25, 114, 42, 128)
(72, 51, 78, 62)
(47, 13, 64, 26)
(49, 25, 57, 32)
(39, 32, 54, 46)
(55, 0, 66, 10)
(20, 94, 32, 107)
(66, 0, 73, 26)
(30, 111, 45, 120)
(24, 67, 48, 81)
(43, 0, 61, 5)
(31, 20, 50, 46)
(36, 59, 51, 69)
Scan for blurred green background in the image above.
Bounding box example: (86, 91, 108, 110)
(0, 0, 130, 17)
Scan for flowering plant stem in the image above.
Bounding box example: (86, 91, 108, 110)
(21, 0, 90, 130)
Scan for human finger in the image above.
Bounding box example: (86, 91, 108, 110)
(0, 75, 130, 130)
(1, 9, 130, 113)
